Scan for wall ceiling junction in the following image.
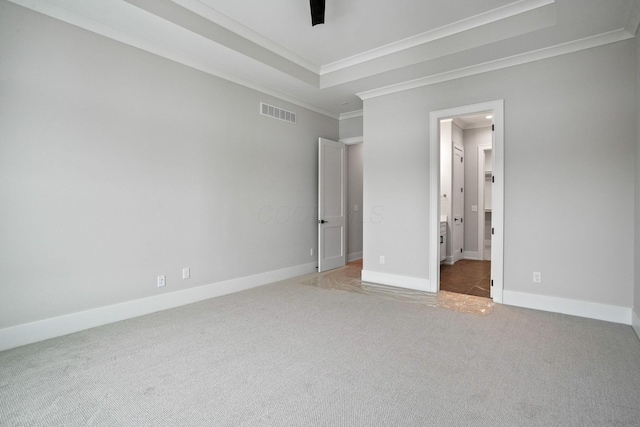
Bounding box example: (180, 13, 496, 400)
(8, 0, 640, 118)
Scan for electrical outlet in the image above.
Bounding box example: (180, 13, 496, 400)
(157, 275, 166, 287)
(182, 268, 190, 279)
(379, 255, 385, 264)
(533, 272, 541, 283)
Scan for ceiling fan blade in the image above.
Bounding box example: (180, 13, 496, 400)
(310, 0, 325, 26)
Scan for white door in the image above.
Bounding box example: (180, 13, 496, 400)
(452, 144, 464, 263)
(318, 138, 346, 272)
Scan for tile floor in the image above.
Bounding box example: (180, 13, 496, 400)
(440, 259, 491, 298)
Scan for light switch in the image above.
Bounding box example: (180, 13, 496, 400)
(471, 205, 478, 212)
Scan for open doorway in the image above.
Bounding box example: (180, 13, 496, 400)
(439, 113, 493, 298)
(428, 100, 504, 303)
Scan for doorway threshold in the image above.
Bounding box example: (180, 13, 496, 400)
(295, 262, 494, 315)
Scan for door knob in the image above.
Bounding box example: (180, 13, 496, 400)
(319, 220, 327, 224)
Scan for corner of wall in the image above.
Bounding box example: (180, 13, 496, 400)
(635, 25, 640, 340)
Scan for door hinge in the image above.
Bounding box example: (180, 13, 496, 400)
(492, 124, 495, 131)
(492, 176, 495, 183)
(460, 248, 463, 253)
(460, 187, 464, 192)
(461, 157, 464, 162)
(491, 279, 494, 287)
(491, 227, 495, 235)
(461, 217, 463, 223)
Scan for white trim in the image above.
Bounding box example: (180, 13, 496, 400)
(633, 310, 640, 341)
(6, 0, 338, 120)
(340, 136, 364, 145)
(503, 290, 632, 325)
(361, 270, 430, 292)
(10, 0, 631, 119)
(429, 100, 504, 301)
(357, 30, 632, 101)
(339, 110, 364, 120)
(321, 0, 555, 74)
(451, 142, 465, 264)
(0, 262, 317, 352)
(462, 251, 480, 260)
(347, 252, 363, 263)
(172, 0, 320, 74)
(477, 143, 492, 261)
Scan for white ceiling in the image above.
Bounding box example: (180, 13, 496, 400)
(197, 0, 518, 66)
(8, 0, 640, 118)
(454, 113, 494, 130)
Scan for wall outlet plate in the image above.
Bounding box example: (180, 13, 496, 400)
(533, 272, 541, 283)
(157, 275, 166, 287)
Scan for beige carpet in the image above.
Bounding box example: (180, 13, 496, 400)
(1, 273, 639, 426)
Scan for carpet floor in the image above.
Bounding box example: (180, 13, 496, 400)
(1, 273, 639, 426)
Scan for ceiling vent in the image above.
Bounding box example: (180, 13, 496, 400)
(260, 102, 297, 124)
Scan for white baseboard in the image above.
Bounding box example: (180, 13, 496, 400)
(347, 251, 363, 262)
(463, 251, 480, 260)
(0, 262, 317, 352)
(361, 270, 431, 292)
(633, 310, 640, 341)
(503, 290, 632, 325)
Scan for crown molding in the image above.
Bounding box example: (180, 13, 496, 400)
(172, 0, 320, 74)
(339, 110, 363, 120)
(8, 0, 633, 119)
(320, 0, 555, 75)
(357, 29, 633, 100)
(125, 0, 319, 87)
(7, 0, 338, 119)
(339, 136, 364, 145)
(319, 0, 556, 89)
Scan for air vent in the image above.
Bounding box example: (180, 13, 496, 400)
(260, 102, 297, 124)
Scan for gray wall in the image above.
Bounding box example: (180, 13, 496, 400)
(0, 3, 338, 328)
(347, 144, 363, 259)
(363, 40, 635, 307)
(339, 115, 364, 260)
(339, 116, 364, 140)
(635, 33, 640, 321)
(463, 126, 492, 254)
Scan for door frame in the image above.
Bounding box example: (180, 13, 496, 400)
(477, 143, 492, 260)
(451, 143, 465, 264)
(428, 100, 504, 303)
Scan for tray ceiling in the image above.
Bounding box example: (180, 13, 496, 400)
(7, 0, 640, 117)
